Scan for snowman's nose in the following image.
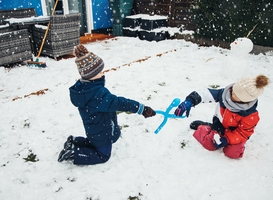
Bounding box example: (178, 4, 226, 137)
(234, 42, 237, 44)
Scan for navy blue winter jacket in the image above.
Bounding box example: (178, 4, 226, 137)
(69, 76, 142, 147)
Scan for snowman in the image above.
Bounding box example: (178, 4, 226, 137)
(221, 37, 254, 80)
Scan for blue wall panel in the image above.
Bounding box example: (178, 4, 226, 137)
(0, 0, 114, 30)
(0, 0, 43, 16)
(92, 0, 112, 29)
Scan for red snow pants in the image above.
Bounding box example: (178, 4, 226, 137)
(193, 125, 245, 159)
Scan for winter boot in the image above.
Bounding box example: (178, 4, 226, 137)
(58, 135, 75, 162)
(63, 135, 74, 150)
(190, 120, 212, 130)
(58, 147, 74, 162)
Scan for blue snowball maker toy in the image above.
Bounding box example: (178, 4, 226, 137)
(154, 98, 186, 134)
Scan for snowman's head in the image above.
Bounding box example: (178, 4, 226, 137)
(230, 37, 253, 55)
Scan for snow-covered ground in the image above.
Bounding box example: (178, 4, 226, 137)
(1, 36, 273, 200)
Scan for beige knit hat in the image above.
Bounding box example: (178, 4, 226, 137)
(74, 44, 104, 80)
(233, 75, 269, 102)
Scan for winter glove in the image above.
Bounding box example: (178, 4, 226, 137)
(142, 106, 156, 118)
(213, 136, 228, 149)
(174, 100, 192, 117)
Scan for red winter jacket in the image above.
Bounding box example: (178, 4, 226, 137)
(219, 107, 259, 144)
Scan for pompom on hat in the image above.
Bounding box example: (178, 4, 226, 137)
(74, 44, 104, 80)
(233, 75, 269, 102)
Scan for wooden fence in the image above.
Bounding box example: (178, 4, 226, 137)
(132, 0, 195, 30)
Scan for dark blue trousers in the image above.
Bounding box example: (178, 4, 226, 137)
(73, 136, 112, 165)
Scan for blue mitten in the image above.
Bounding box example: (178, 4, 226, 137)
(174, 100, 192, 117)
(213, 137, 228, 149)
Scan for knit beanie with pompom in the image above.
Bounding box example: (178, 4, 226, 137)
(233, 75, 269, 102)
(74, 44, 104, 80)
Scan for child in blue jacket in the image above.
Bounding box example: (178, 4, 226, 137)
(58, 44, 156, 165)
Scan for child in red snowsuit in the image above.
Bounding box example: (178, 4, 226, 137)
(174, 75, 269, 159)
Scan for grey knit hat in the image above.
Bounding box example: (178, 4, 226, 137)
(74, 44, 104, 80)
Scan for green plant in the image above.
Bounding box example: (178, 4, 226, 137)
(23, 153, 39, 162)
(119, 124, 129, 130)
(209, 84, 220, 88)
(23, 119, 30, 128)
(117, 111, 132, 115)
(158, 82, 166, 86)
(180, 140, 188, 149)
(128, 197, 139, 200)
(128, 193, 143, 200)
(67, 177, 76, 182)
